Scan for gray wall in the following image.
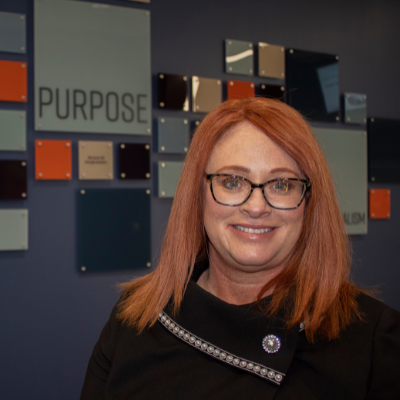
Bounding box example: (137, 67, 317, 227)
(0, 0, 399, 399)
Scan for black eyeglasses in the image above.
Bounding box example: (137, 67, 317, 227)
(205, 174, 311, 210)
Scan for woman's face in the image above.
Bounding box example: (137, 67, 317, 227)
(203, 121, 306, 275)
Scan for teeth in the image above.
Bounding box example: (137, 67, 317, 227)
(234, 226, 273, 234)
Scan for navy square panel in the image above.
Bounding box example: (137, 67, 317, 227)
(368, 118, 400, 183)
(259, 84, 285, 101)
(285, 48, 339, 122)
(0, 160, 27, 200)
(78, 189, 151, 272)
(158, 73, 189, 111)
(118, 143, 151, 179)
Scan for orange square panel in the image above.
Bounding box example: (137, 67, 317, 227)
(227, 80, 255, 100)
(0, 60, 27, 102)
(369, 189, 390, 219)
(35, 139, 72, 180)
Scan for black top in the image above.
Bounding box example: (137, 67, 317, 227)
(81, 281, 400, 399)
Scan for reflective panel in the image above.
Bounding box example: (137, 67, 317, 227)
(78, 141, 113, 180)
(0, 110, 26, 151)
(368, 118, 400, 183)
(35, 139, 72, 180)
(259, 84, 285, 101)
(369, 189, 390, 219)
(227, 80, 255, 100)
(158, 117, 189, 154)
(258, 43, 285, 79)
(225, 39, 253, 76)
(34, 0, 151, 135)
(118, 143, 151, 179)
(312, 128, 367, 235)
(0, 12, 26, 54)
(158, 73, 188, 111)
(78, 189, 151, 272)
(0, 60, 27, 102)
(286, 49, 339, 122)
(344, 93, 367, 124)
(192, 77, 222, 113)
(0, 209, 28, 251)
(158, 161, 184, 198)
(0, 160, 27, 200)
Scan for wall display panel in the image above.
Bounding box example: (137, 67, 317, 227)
(0, 160, 27, 200)
(192, 77, 222, 113)
(312, 128, 367, 234)
(123, 0, 150, 3)
(0, 12, 26, 54)
(34, 0, 151, 135)
(78, 141, 113, 180)
(157, 117, 189, 154)
(286, 49, 339, 122)
(369, 189, 390, 219)
(118, 143, 150, 179)
(158, 161, 184, 198)
(0, 110, 26, 151)
(35, 140, 72, 180)
(78, 189, 151, 272)
(0, 60, 27, 102)
(0, 209, 28, 251)
(225, 39, 253, 76)
(227, 80, 255, 100)
(158, 73, 188, 111)
(344, 93, 367, 124)
(368, 118, 400, 183)
(259, 84, 285, 101)
(258, 43, 285, 79)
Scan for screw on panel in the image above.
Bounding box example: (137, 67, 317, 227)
(195, 121, 200, 126)
(249, 43, 253, 48)
(371, 177, 375, 181)
(21, 212, 26, 217)
(121, 173, 126, 178)
(371, 118, 374, 122)
(107, 143, 112, 148)
(159, 74, 164, 79)
(161, 118, 165, 123)
(363, 119, 367, 123)
(230, 81, 234, 86)
(146, 189, 151, 195)
(37, 124, 42, 129)
(20, 15, 25, 20)
(22, 64, 26, 68)
(336, 116, 339, 121)
(228, 67, 232, 71)
(80, 190, 85, 195)
(160, 102, 165, 107)
(249, 69, 253, 73)
(364, 95, 367, 99)
(184, 119, 188, 124)
(145, 173, 150, 178)
(250, 83, 254, 88)
(371, 190, 375, 194)
(290, 49, 294, 54)
(147, 128, 151, 133)
(372, 213, 375, 217)
(347, 117, 351, 121)
(21, 193, 27, 198)
(363, 132, 366, 136)
(387, 190, 390, 194)
(160, 146, 165, 151)
(217, 80, 221, 85)
(21, 96, 26, 100)
(22, 244, 26, 249)
(145, 144, 150, 150)
(281, 86, 284, 91)
(196, 105, 199, 110)
(228, 41, 232, 45)
(81, 266, 86, 272)
(82, 173, 86, 177)
(161, 163, 165, 168)
(21, 161, 26, 166)
(281, 73, 284, 77)
(66, 173, 70, 178)
(145, 11, 150, 16)
(81, 142, 85, 147)
(387, 213, 390, 217)
(120, 144, 125, 149)
(347, 94, 350, 98)
(336, 55, 339, 60)
(161, 191, 166, 196)
(184, 147, 188, 152)
(66, 142, 71, 147)
(21, 47, 25, 51)
(261, 85, 265, 89)
(108, 173, 112, 178)
(183, 76, 187, 81)
(281, 47, 284, 51)
(38, 172, 43, 177)
(261, 70, 265, 75)
(146, 262, 151, 268)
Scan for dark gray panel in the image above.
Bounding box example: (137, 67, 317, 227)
(158, 117, 189, 154)
(0, 11, 26, 53)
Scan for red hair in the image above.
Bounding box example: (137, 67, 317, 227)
(119, 97, 360, 341)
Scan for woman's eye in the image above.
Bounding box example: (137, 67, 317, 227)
(222, 179, 242, 189)
(272, 181, 290, 191)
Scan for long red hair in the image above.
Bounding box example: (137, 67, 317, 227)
(119, 97, 360, 341)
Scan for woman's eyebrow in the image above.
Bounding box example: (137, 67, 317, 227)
(214, 165, 251, 174)
(269, 167, 300, 177)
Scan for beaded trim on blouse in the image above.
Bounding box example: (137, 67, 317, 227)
(158, 311, 285, 385)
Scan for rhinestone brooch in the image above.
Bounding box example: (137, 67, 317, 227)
(262, 334, 281, 354)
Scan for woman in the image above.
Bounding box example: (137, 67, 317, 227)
(81, 98, 400, 399)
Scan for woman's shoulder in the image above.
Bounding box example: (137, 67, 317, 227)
(356, 291, 400, 320)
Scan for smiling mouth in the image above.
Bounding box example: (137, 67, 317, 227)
(234, 225, 274, 234)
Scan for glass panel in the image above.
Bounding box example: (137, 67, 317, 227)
(344, 93, 367, 124)
(312, 128, 367, 235)
(225, 39, 253, 76)
(158, 161, 184, 198)
(0, 209, 28, 251)
(192, 76, 222, 113)
(35, 139, 72, 180)
(258, 43, 285, 79)
(0, 11, 26, 54)
(118, 143, 151, 179)
(158, 73, 188, 111)
(0, 110, 26, 151)
(78, 141, 113, 180)
(259, 84, 285, 101)
(227, 80, 255, 100)
(34, 0, 151, 134)
(78, 189, 151, 272)
(0, 160, 27, 200)
(158, 117, 189, 154)
(0, 60, 27, 102)
(368, 118, 400, 183)
(286, 48, 339, 122)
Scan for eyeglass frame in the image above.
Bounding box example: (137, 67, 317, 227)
(205, 173, 311, 210)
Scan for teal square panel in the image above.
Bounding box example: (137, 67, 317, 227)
(0, 12, 26, 54)
(0, 209, 28, 251)
(158, 117, 189, 154)
(312, 128, 367, 235)
(225, 39, 254, 76)
(0, 110, 26, 151)
(158, 161, 184, 198)
(34, 0, 151, 135)
(78, 189, 151, 272)
(344, 93, 367, 124)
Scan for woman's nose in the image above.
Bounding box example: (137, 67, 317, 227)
(240, 187, 272, 217)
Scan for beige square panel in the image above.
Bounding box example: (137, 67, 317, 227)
(192, 76, 222, 113)
(258, 43, 285, 79)
(79, 141, 113, 180)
